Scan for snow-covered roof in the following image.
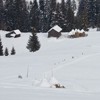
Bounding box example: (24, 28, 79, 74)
(48, 25, 62, 32)
(68, 29, 85, 35)
(13, 29, 21, 35)
(80, 29, 85, 33)
(68, 29, 75, 35)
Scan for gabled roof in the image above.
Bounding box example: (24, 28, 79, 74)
(13, 29, 21, 35)
(6, 29, 21, 37)
(48, 25, 62, 32)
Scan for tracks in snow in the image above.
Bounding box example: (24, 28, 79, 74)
(46, 52, 100, 73)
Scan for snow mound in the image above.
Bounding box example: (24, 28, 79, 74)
(33, 79, 41, 86)
(49, 77, 65, 88)
(49, 77, 59, 85)
(34, 77, 65, 88)
(39, 78, 50, 88)
(68, 29, 85, 35)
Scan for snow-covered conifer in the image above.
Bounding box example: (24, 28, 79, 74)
(4, 47, 9, 56)
(11, 46, 16, 55)
(27, 28, 40, 52)
(30, 0, 39, 32)
(0, 36, 3, 56)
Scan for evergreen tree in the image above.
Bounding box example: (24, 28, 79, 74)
(50, 0, 56, 11)
(71, 0, 77, 11)
(96, 0, 100, 28)
(5, 0, 16, 31)
(39, 0, 45, 32)
(61, 0, 66, 15)
(5, 0, 30, 31)
(77, 0, 88, 30)
(4, 47, 9, 56)
(11, 47, 16, 55)
(21, 0, 30, 32)
(43, 0, 51, 31)
(66, 0, 74, 32)
(0, 0, 3, 13)
(0, 36, 3, 56)
(14, 0, 30, 32)
(29, 1, 33, 10)
(30, 0, 39, 32)
(50, 7, 58, 27)
(27, 28, 40, 52)
(0, 0, 4, 29)
(88, 0, 97, 28)
(49, 0, 57, 28)
(97, 14, 100, 29)
(51, 1, 67, 31)
(60, 0, 68, 31)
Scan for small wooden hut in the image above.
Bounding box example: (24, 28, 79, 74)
(48, 25, 62, 38)
(5, 29, 21, 38)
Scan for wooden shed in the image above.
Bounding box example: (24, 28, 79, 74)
(48, 25, 62, 38)
(5, 29, 21, 38)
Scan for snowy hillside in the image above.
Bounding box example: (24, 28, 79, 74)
(0, 29, 100, 100)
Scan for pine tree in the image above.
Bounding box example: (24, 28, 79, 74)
(97, 14, 100, 29)
(60, 0, 68, 31)
(39, 0, 45, 32)
(5, 0, 30, 31)
(96, 0, 100, 28)
(65, 0, 74, 32)
(5, 0, 16, 31)
(43, 0, 51, 31)
(49, 0, 57, 28)
(11, 47, 16, 55)
(50, 7, 58, 27)
(30, 0, 39, 32)
(51, 1, 66, 31)
(50, 0, 56, 11)
(0, 0, 3, 13)
(0, 37, 3, 56)
(27, 28, 40, 52)
(21, 0, 30, 32)
(56, 3, 62, 24)
(77, 0, 88, 30)
(0, 0, 4, 29)
(14, 0, 30, 32)
(4, 47, 9, 56)
(0, 36, 3, 56)
(71, 0, 77, 11)
(61, 0, 66, 15)
(88, 0, 97, 28)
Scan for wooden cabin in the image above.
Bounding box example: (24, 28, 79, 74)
(48, 25, 62, 38)
(5, 30, 21, 38)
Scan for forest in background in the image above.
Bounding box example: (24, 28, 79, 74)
(0, 0, 100, 32)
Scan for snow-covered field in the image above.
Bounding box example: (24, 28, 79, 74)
(0, 29, 100, 100)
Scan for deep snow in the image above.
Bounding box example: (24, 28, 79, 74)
(0, 29, 100, 100)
